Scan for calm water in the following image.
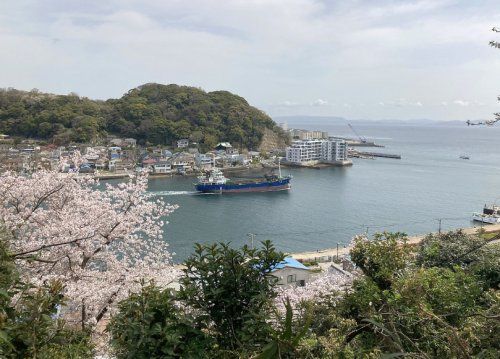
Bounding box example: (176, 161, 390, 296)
(145, 123, 500, 262)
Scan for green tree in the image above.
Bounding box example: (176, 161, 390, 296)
(179, 241, 284, 354)
(350, 232, 411, 290)
(108, 281, 210, 359)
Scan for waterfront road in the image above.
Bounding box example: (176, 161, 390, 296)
(290, 223, 500, 262)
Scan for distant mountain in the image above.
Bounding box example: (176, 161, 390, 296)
(0, 84, 288, 151)
(273, 115, 467, 127)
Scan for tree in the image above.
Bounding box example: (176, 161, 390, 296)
(350, 232, 411, 290)
(417, 230, 500, 289)
(108, 281, 210, 359)
(0, 234, 94, 358)
(0, 168, 177, 328)
(179, 241, 284, 353)
(417, 229, 488, 268)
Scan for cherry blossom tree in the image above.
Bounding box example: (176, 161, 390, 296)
(0, 168, 178, 327)
(276, 269, 353, 309)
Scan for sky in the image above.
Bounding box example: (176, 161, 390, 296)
(1, 0, 500, 121)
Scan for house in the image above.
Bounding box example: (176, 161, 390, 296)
(170, 152, 195, 171)
(123, 138, 137, 147)
(270, 257, 311, 287)
(109, 138, 123, 146)
(195, 153, 215, 170)
(215, 142, 232, 151)
(163, 149, 173, 158)
(153, 161, 172, 174)
(248, 151, 261, 159)
(215, 142, 240, 156)
(177, 139, 189, 148)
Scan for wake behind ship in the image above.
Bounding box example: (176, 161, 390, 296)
(195, 168, 292, 193)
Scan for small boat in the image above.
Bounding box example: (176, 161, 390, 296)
(459, 155, 470, 160)
(472, 213, 500, 224)
(472, 204, 500, 224)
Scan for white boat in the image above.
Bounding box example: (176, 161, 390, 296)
(472, 204, 500, 224)
(472, 212, 500, 224)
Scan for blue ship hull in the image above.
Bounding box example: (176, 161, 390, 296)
(195, 177, 291, 193)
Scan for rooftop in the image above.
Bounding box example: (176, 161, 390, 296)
(271, 256, 309, 271)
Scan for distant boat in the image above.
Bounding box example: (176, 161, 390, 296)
(459, 155, 470, 160)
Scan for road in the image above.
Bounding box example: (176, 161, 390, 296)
(290, 223, 500, 262)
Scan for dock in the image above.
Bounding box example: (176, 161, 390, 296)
(346, 140, 384, 148)
(352, 151, 401, 159)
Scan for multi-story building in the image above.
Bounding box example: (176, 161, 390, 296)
(289, 129, 329, 140)
(285, 138, 350, 166)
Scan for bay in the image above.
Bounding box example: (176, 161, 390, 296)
(146, 122, 500, 262)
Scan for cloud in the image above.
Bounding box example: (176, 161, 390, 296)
(0, 0, 499, 121)
(277, 100, 300, 107)
(312, 98, 328, 106)
(453, 100, 470, 106)
(379, 99, 424, 107)
(452, 99, 486, 107)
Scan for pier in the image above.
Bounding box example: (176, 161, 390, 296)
(352, 151, 401, 159)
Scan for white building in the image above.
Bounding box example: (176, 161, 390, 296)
(177, 139, 189, 148)
(153, 161, 172, 174)
(290, 129, 329, 140)
(285, 138, 350, 165)
(271, 257, 311, 287)
(195, 153, 215, 170)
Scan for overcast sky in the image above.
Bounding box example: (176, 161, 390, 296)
(1, 0, 499, 121)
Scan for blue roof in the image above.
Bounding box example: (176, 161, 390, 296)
(271, 257, 309, 271)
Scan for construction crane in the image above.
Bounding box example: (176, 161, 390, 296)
(348, 123, 367, 143)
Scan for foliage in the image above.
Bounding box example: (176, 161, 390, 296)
(350, 232, 411, 289)
(0, 237, 93, 358)
(300, 232, 499, 358)
(108, 281, 210, 359)
(417, 230, 500, 289)
(0, 168, 177, 326)
(417, 229, 488, 268)
(106, 232, 499, 357)
(0, 84, 289, 150)
(179, 241, 285, 353)
(256, 298, 312, 359)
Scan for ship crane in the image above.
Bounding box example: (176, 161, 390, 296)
(348, 123, 367, 143)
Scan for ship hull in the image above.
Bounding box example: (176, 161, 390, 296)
(196, 178, 291, 193)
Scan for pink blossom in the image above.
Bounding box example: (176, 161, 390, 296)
(0, 169, 178, 324)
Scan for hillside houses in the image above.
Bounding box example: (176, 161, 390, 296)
(0, 138, 258, 176)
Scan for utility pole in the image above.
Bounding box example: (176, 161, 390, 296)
(365, 226, 369, 237)
(336, 243, 339, 261)
(438, 219, 442, 234)
(248, 233, 255, 249)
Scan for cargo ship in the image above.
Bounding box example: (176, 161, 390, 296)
(195, 165, 292, 194)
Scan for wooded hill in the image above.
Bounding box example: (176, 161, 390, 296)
(0, 83, 288, 151)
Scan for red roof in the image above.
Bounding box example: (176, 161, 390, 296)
(142, 158, 157, 165)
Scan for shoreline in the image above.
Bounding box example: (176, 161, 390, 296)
(94, 164, 267, 180)
(289, 223, 500, 262)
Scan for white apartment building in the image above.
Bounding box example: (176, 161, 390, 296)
(285, 138, 349, 165)
(290, 129, 329, 140)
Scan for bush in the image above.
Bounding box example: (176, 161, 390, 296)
(108, 282, 210, 359)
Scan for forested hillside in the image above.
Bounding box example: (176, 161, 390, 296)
(0, 84, 288, 150)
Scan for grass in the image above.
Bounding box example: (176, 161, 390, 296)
(479, 230, 500, 241)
